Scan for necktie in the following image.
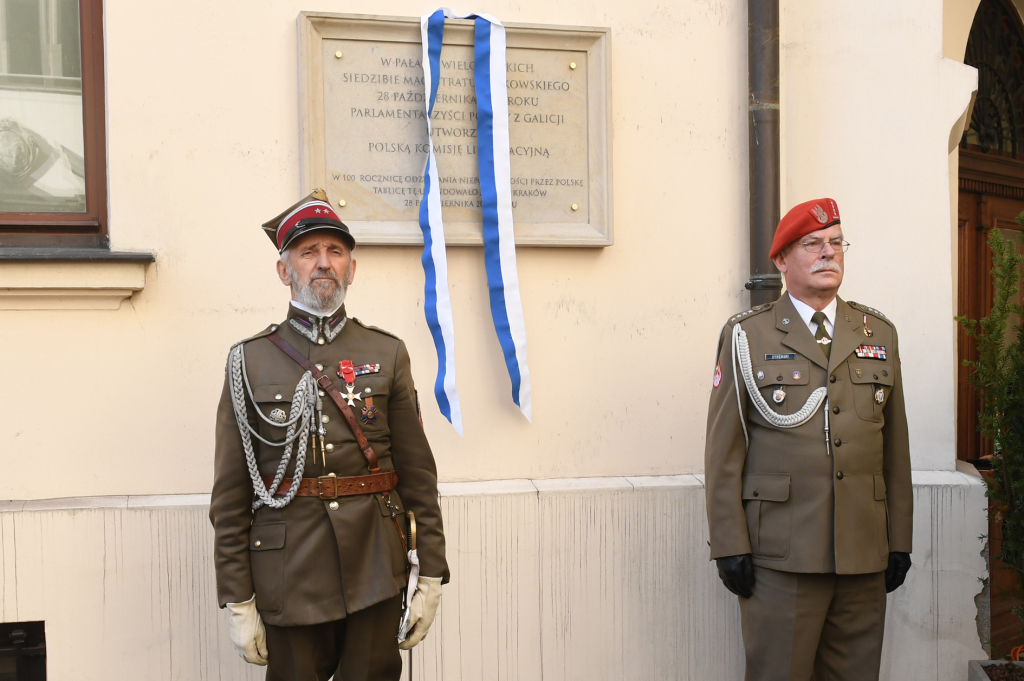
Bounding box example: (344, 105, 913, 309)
(812, 311, 831, 359)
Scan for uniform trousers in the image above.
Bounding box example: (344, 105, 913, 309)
(738, 567, 886, 681)
(264, 594, 403, 681)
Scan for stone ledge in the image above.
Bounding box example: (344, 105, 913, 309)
(0, 256, 151, 310)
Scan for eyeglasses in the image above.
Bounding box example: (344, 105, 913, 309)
(800, 237, 850, 254)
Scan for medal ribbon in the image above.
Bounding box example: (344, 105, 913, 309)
(418, 8, 533, 435)
(339, 360, 356, 385)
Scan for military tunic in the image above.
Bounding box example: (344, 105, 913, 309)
(705, 292, 913, 573)
(210, 303, 449, 627)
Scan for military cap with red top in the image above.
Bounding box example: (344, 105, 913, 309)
(261, 188, 355, 253)
(769, 198, 841, 259)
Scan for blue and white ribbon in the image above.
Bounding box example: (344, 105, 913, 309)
(418, 9, 533, 433)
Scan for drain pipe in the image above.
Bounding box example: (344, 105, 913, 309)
(745, 0, 783, 306)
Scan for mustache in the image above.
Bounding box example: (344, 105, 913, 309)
(809, 259, 842, 274)
(308, 268, 340, 286)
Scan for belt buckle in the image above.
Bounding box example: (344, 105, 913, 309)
(318, 475, 338, 499)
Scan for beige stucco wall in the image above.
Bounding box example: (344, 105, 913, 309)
(0, 0, 978, 499)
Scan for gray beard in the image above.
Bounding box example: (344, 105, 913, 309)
(288, 263, 351, 316)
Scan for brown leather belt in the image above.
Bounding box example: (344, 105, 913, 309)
(262, 471, 398, 500)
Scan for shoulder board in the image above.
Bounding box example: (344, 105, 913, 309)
(351, 317, 401, 341)
(229, 323, 279, 351)
(846, 301, 892, 324)
(728, 301, 774, 325)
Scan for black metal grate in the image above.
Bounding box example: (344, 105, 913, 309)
(0, 622, 46, 681)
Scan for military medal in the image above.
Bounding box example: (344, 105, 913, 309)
(756, 370, 765, 381)
(361, 397, 380, 424)
(875, 387, 885, 404)
(855, 345, 886, 360)
(338, 360, 363, 407)
(773, 388, 786, 404)
(863, 315, 873, 338)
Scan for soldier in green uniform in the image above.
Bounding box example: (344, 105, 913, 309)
(704, 198, 913, 681)
(210, 189, 448, 680)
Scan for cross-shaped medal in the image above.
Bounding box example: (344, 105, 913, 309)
(341, 383, 362, 407)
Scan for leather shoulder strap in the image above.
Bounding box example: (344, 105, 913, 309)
(267, 333, 380, 473)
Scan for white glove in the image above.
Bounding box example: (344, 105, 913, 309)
(397, 577, 442, 650)
(226, 595, 268, 665)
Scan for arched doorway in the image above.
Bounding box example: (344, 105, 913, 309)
(958, 0, 1024, 656)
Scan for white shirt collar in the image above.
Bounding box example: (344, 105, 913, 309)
(788, 293, 837, 335)
(290, 299, 343, 318)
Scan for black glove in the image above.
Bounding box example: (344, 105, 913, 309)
(885, 551, 912, 593)
(716, 554, 755, 598)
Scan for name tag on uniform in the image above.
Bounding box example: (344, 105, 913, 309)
(765, 353, 796, 361)
(855, 345, 886, 360)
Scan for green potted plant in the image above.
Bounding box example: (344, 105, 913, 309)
(959, 220, 1024, 679)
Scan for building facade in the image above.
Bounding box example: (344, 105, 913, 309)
(0, 0, 998, 678)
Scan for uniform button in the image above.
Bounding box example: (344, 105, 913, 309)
(836, 471, 844, 480)
(753, 490, 759, 497)
(829, 376, 837, 384)
(274, 393, 282, 400)
(319, 390, 325, 397)
(318, 338, 325, 345)
(882, 370, 889, 377)
(315, 363, 323, 371)
(833, 438, 842, 447)
(873, 373, 878, 380)
(776, 375, 783, 381)
(832, 406, 840, 414)
(321, 415, 330, 424)
(254, 540, 262, 547)
(329, 501, 339, 510)
(326, 443, 334, 452)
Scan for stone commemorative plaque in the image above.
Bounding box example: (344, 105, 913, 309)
(299, 13, 611, 246)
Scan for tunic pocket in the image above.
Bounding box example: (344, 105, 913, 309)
(249, 522, 286, 615)
(742, 474, 792, 560)
(751, 361, 810, 417)
(848, 361, 894, 422)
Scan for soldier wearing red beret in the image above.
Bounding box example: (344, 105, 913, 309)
(703, 198, 913, 680)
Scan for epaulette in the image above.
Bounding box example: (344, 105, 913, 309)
(847, 301, 892, 325)
(728, 301, 774, 324)
(351, 317, 401, 341)
(229, 323, 279, 351)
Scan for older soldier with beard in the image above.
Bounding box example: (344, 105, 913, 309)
(703, 198, 913, 681)
(210, 189, 448, 681)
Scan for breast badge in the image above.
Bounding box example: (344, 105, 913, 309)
(792, 371, 801, 380)
(270, 408, 287, 423)
(773, 388, 786, 404)
(756, 370, 765, 381)
(875, 388, 886, 404)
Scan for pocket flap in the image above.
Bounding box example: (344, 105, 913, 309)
(252, 384, 296, 403)
(873, 472, 887, 500)
(848, 361, 895, 386)
(741, 474, 791, 502)
(753, 361, 810, 387)
(250, 522, 286, 551)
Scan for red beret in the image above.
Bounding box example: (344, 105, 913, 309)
(769, 198, 841, 259)
(261, 188, 355, 253)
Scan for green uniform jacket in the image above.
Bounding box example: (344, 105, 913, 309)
(704, 293, 912, 574)
(210, 304, 449, 626)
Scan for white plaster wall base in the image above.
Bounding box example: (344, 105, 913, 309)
(0, 261, 148, 310)
(0, 472, 986, 680)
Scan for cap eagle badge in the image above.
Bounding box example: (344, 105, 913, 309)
(812, 204, 828, 224)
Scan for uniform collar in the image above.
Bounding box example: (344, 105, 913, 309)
(787, 293, 837, 332)
(286, 302, 347, 345)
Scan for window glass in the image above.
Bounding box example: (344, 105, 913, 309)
(0, 0, 85, 212)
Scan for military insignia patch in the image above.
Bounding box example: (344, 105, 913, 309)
(855, 345, 886, 360)
(812, 204, 828, 224)
(713, 361, 722, 388)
